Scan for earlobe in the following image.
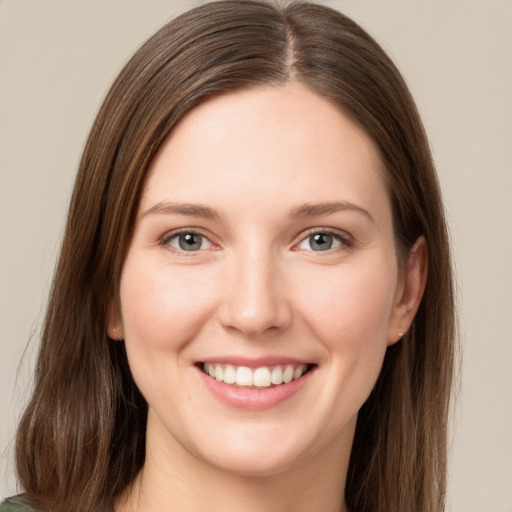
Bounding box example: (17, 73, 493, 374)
(388, 236, 428, 346)
(109, 326, 124, 340)
(107, 304, 124, 341)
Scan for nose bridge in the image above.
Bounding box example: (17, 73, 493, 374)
(219, 242, 291, 335)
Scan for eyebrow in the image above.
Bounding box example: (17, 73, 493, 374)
(141, 201, 220, 220)
(141, 200, 374, 223)
(289, 201, 375, 223)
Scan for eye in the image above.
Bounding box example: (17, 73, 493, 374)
(164, 231, 213, 252)
(296, 231, 350, 252)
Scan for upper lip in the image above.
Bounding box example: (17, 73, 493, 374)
(197, 356, 315, 368)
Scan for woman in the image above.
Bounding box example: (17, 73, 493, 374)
(1, 1, 455, 511)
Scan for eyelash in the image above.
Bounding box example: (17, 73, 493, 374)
(294, 228, 354, 253)
(159, 229, 216, 254)
(159, 228, 354, 254)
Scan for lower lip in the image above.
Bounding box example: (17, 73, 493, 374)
(196, 366, 314, 411)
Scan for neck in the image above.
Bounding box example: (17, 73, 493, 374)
(116, 424, 353, 512)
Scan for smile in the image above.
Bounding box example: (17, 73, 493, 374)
(196, 358, 317, 410)
(202, 363, 311, 388)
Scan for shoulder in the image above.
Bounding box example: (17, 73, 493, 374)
(0, 496, 37, 512)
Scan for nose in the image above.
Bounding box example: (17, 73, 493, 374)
(217, 247, 292, 337)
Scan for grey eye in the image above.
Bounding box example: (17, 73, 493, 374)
(179, 233, 202, 251)
(309, 233, 334, 251)
(297, 232, 344, 252)
(167, 232, 212, 251)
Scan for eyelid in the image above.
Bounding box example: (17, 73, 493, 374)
(293, 227, 354, 252)
(159, 228, 218, 253)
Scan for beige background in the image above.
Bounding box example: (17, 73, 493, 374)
(1, 1, 511, 510)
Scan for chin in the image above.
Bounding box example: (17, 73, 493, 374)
(188, 419, 344, 479)
(202, 445, 307, 478)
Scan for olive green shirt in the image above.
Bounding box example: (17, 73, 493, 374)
(0, 496, 35, 512)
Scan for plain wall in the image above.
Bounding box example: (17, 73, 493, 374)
(1, 1, 511, 510)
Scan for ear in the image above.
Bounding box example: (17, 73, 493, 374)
(387, 236, 428, 346)
(107, 302, 124, 341)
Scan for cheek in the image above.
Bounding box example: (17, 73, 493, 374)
(119, 258, 218, 354)
(297, 257, 398, 427)
(302, 255, 396, 321)
(295, 254, 397, 367)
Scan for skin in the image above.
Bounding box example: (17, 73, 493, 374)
(111, 82, 426, 512)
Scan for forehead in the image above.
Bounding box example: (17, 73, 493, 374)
(140, 82, 391, 223)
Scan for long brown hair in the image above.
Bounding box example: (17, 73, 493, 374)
(15, 2, 455, 511)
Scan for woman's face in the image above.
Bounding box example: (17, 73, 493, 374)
(113, 82, 416, 477)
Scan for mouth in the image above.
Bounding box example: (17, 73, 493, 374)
(198, 362, 316, 389)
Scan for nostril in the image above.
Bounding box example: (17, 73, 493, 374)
(218, 299, 293, 336)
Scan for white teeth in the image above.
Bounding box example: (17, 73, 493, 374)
(293, 365, 307, 380)
(223, 364, 236, 384)
(235, 366, 253, 386)
(202, 363, 310, 388)
(271, 366, 283, 385)
(283, 365, 294, 383)
(253, 367, 271, 387)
